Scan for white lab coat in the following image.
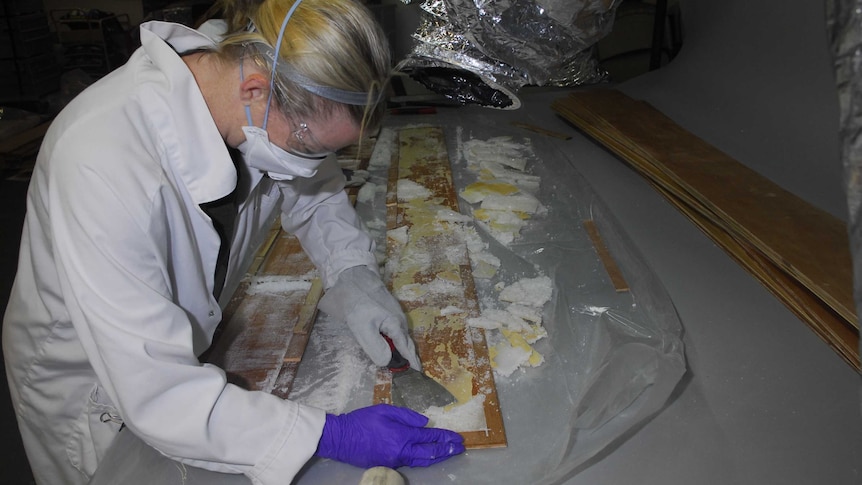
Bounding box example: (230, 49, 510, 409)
(2, 21, 378, 485)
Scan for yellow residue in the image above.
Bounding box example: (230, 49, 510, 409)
(461, 181, 519, 204)
(501, 329, 544, 367)
(477, 168, 496, 181)
(489, 219, 526, 234)
(436, 269, 461, 284)
(472, 208, 492, 222)
(440, 366, 475, 408)
(520, 323, 549, 344)
(406, 306, 438, 331)
(472, 260, 498, 279)
(473, 208, 530, 222)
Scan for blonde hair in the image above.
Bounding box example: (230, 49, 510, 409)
(213, 0, 391, 132)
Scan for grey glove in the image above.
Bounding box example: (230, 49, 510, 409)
(318, 266, 422, 371)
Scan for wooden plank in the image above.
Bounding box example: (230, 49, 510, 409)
(552, 88, 859, 368)
(373, 126, 507, 449)
(511, 121, 572, 140)
(283, 279, 324, 363)
(270, 362, 301, 400)
(248, 223, 281, 276)
(293, 278, 323, 335)
(283, 333, 312, 364)
(205, 225, 320, 391)
(554, 89, 855, 326)
(259, 232, 317, 277)
(655, 183, 860, 370)
(205, 287, 307, 391)
(583, 219, 630, 292)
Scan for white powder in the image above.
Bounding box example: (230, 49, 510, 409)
(440, 305, 464, 316)
(471, 250, 501, 269)
(245, 276, 313, 295)
(435, 208, 473, 224)
(581, 305, 609, 316)
(368, 128, 397, 169)
(443, 243, 469, 267)
(506, 303, 543, 323)
(425, 394, 487, 432)
(387, 225, 409, 246)
(499, 276, 553, 307)
(465, 314, 502, 330)
(466, 308, 530, 333)
(427, 277, 464, 295)
(357, 181, 381, 204)
(458, 225, 487, 253)
(364, 217, 386, 232)
(476, 220, 515, 246)
(397, 179, 432, 200)
(394, 283, 427, 302)
(470, 249, 501, 280)
(289, 317, 375, 414)
(395, 276, 463, 302)
(480, 164, 541, 194)
(480, 193, 541, 214)
(491, 339, 533, 378)
(463, 136, 529, 172)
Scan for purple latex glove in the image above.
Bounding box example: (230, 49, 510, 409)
(315, 404, 465, 469)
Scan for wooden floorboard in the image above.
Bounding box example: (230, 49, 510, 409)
(372, 126, 507, 449)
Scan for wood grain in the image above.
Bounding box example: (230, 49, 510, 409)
(583, 219, 630, 293)
(373, 126, 507, 449)
(552, 88, 859, 369)
(205, 234, 319, 391)
(511, 121, 573, 140)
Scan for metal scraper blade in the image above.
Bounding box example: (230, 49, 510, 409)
(391, 368, 457, 411)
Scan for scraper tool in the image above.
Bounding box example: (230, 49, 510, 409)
(382, 335, 457, 411)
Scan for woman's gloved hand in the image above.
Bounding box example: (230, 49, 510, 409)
(315, 404, 465, 468)
(318, 266, 421, 370)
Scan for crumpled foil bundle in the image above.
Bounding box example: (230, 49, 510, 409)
(397, 0, 621, 109)
(827, 0, 862, 348)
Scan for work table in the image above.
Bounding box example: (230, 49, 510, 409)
(91, 86, 861, 483)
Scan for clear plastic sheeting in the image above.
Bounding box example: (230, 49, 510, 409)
(294, 109, 685, 484)
(88, 108, 686, 485)
(827, 0, 862, 355)
(397, 0, 619, 109)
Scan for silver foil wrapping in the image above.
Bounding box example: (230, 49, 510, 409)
(827, 0, 862, 357)
(398, 0, 620, 109)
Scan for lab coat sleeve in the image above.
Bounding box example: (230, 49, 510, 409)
(278, 155, 379, 288)
(48, 145, 324, 484)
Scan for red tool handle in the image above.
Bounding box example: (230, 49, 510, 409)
(382, 334, 410, 372)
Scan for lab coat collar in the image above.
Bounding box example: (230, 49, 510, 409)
(139, 21, 237, 205)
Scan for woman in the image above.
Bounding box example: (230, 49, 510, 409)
(2, 1, 464, 483)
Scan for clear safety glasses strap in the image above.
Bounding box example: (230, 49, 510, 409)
(262, 0, 305, 129)
(247, 0, 380, 108)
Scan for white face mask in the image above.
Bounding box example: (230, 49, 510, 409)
(237, 123, 325, 181)
(238, 52, 327, 181)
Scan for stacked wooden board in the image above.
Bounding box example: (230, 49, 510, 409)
(373, 126, 507, 449)
(552, 89, 859, 370)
